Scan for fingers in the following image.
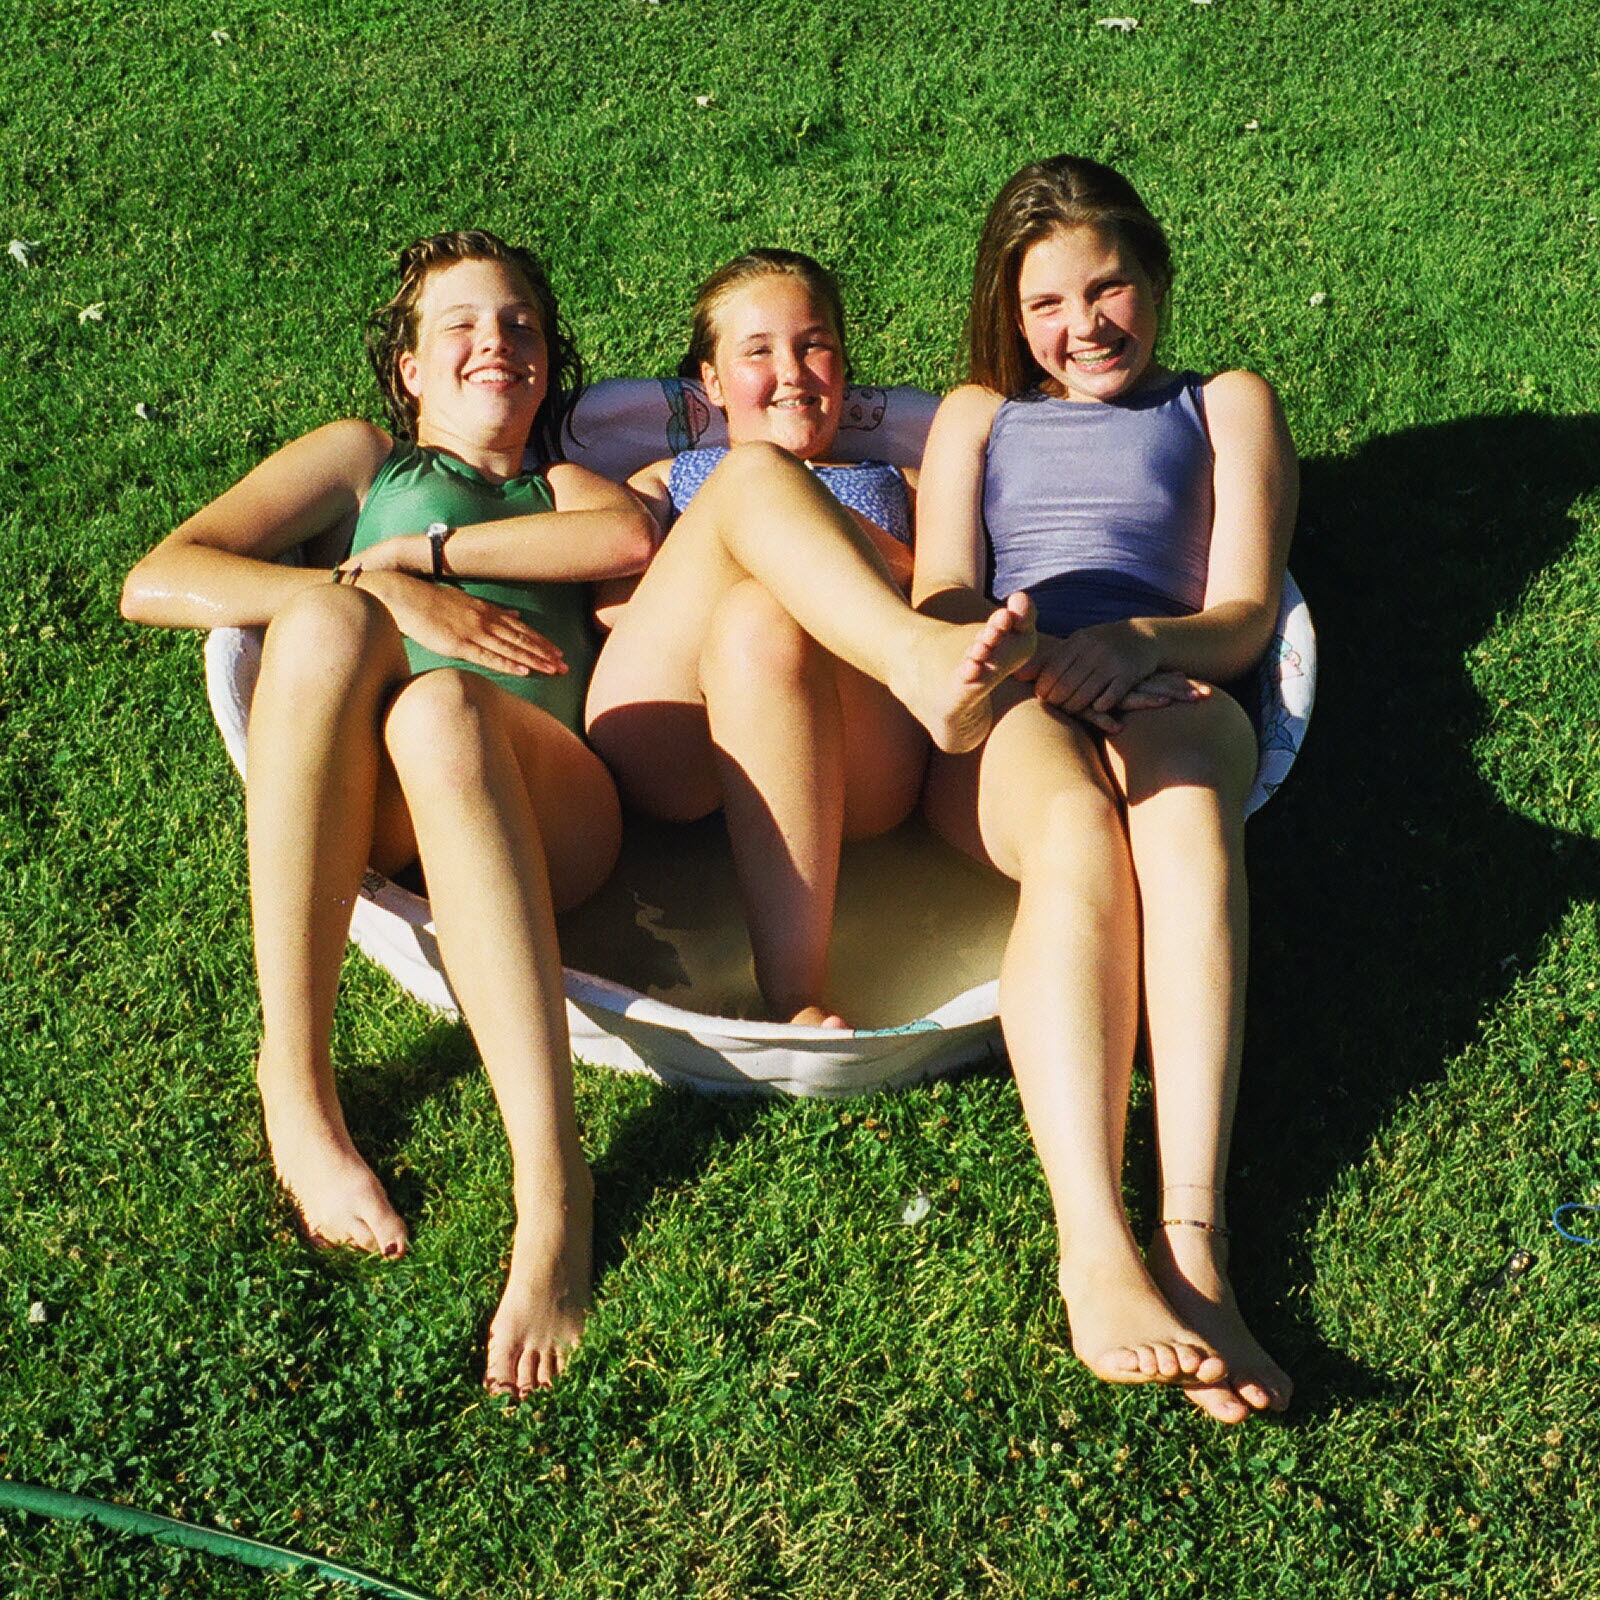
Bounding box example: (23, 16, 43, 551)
(1130, 671, 1210, 704)
(434, 599, 566, 676)
(473, 615, 566, 676)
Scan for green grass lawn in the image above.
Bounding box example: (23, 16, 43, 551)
(4, 0, 1600, 1594)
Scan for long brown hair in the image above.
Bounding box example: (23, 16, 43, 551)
(677, 247, 850, 382)
(965, 156, 1172, 397)
(365, 229, 584, 462)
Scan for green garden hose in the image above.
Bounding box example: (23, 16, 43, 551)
(0, 1480, 438, 1599)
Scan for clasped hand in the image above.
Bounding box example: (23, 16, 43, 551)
(1017, 618, 1205, 735)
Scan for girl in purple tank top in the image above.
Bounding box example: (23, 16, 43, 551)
(915, 156, 1299, 1422)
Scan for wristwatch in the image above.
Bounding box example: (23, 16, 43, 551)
(426, 521, 453, 579)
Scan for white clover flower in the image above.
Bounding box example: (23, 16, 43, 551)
(1309, 291, 1328, 307)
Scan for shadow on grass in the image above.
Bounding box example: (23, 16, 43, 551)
(334, 1013, 483, 1226)
(587, 1084, 764, 1280)
(1239, 409, 1600, 1396)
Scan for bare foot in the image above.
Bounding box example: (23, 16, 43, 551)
(788, 1005, 849, 1029)
(258, 1052, 408, 1257)
(1147, 1224, 1292, 1424)
(1058, 1239, 1227, 1387)
(891, 594, 1037, 754)
(484, 1164, 594, 1398)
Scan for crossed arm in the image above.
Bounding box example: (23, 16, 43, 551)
(121, 419, 655, 676)
(912, 375, 1297, 732)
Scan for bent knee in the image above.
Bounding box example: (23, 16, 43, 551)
(384, 669, 500, 779)
(717, 438, 804, 487)
(701, 581, 816, 693)
(691, 440, 816, 517)
(260, 584, 400, 688)
(1118, 695, 1257, 807)
(987, 762, 1127, 885)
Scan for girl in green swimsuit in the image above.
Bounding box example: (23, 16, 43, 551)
(121, 231, 656, 1398)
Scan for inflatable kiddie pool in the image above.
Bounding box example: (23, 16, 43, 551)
(202, 379, 1317, 1098)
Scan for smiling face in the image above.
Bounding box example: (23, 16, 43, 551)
(1016, 223, 1167, 403)
(700, 273, 846, 459)
(398, 256, 549, 452)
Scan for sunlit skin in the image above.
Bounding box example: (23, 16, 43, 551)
(1016, 224, 1169, 405)
(699, 274, 848, 462)
(914, 212, 1298, 1424)
(120, 246, 659, 1401)
(588, 268, 1034, 1027)
(397, 259, 550, 475)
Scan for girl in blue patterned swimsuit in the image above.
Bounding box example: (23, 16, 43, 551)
(915, 157, 1298, 1422)
(588, 250, 932, 1028)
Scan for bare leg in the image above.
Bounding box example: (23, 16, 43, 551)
(587, 443, 1002, 1021)
(699, 581, 848, 1023)
(697, 582, 928, 1024)
(1107, 695, 1292, 1420)
(925, 693, 1225, 1388)
(247, 586, 412, 1257)
(589, 442, 1035, 759)
(384, 669, 619, 1395)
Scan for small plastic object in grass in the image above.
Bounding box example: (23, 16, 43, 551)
(0, 1481, 438, 1600)
(1553, 1203, 1599, 1245)
(1475, 1247, 1536, 1296)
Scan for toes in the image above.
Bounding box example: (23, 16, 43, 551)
(371, 1214, 409, 1259)
(1235, 1373, 1293, 1413)
(484, 1340, 527, 1400)
(516, 1344, 545, 1397)
(299, 1212, 378, 1254)
(1091, 1341, 1219, 1385)
(1089, 1344, 1147, 1380)
(1182, 1382, 1253, 1425)
(787, 1006, 850, 1029)
(1150, 1343, 1183, 1382)
(485, 1334, 565, 1400)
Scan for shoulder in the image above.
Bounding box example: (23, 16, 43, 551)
(546, 458, 636, 510)
(287, 418, 394, 489)
(925, 384, 1006, 467)
(1199, 372, 1298, 502)
(1199, 369, 1285, 431)
(935, 383, 1006, 435)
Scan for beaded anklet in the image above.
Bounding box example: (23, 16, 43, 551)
(1158, 1218, 1232, 1238)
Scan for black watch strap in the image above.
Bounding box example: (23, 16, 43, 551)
(426, 521, 453, 579)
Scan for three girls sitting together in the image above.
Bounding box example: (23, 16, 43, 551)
(122, 155, 1295, 1424)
